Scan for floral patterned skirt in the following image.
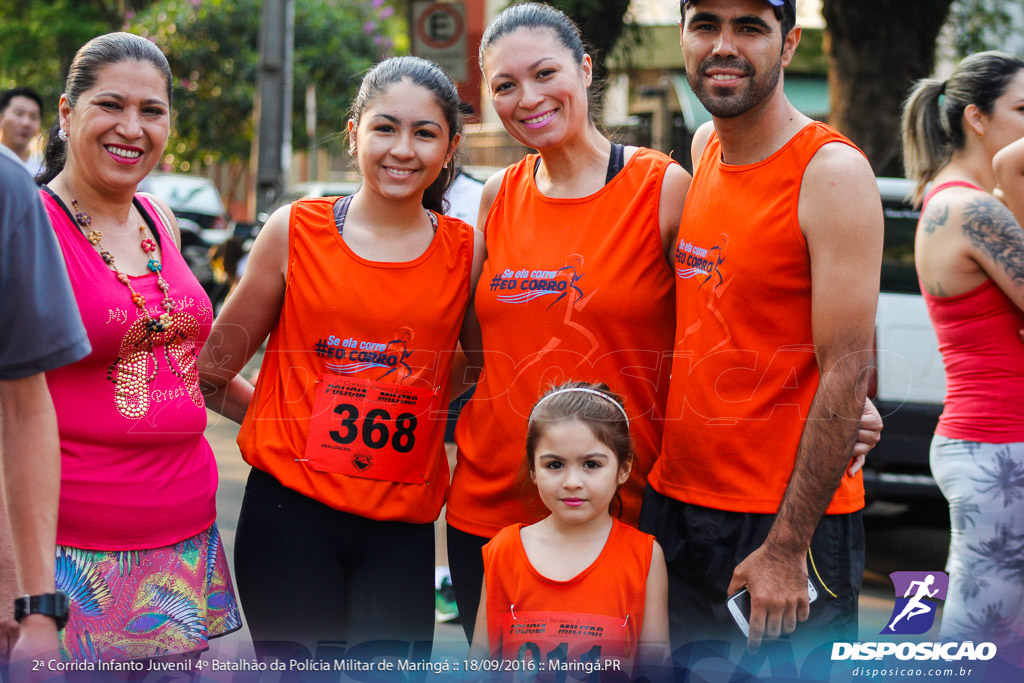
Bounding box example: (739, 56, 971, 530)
(56, 523, 242, 661)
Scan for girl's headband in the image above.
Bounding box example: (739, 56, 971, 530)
(529, 387, 629, 426)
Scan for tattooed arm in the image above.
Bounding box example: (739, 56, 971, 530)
(959, 194, 1024, 311)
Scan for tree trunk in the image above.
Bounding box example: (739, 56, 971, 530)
(822, 0, 954, 177)
(549, 0, 632, 85)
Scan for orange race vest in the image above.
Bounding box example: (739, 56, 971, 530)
(650, 122, 865, 514)
(237, 197, 473, 523)
(449, 149, 678, 537)
(483, 520, 653, 676)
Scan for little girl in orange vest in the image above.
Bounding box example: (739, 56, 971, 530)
(470, 381, 670, 676)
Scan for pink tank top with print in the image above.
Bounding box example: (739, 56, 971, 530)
(41, 190, 218, 550)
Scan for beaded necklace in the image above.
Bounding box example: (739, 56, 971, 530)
(70, 197, 176, 333)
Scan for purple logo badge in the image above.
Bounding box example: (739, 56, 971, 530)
(882, 571, 949, 635)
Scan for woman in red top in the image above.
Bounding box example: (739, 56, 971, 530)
(902, 50, 1024, 646)
(198, 57, 484, 656)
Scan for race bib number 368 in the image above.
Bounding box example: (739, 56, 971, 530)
(303, 374, 436, 484)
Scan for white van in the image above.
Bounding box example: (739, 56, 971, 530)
(865, 177, 945, 501)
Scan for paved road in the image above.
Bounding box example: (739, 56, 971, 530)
(201, 410, 951, 663)
(202, 411, 468, 664)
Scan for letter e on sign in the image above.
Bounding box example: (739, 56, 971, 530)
(411, 1, 467, 82)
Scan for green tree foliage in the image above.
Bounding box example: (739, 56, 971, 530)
(0, 0, 153, 112)
(131, 0, 400, 170)
(950, 0, 1015, 57)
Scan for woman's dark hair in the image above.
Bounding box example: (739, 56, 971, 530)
(902, 51, 1024, 206)
(38, 32, 172, 185)
(349, 56, 462, 214)
(478, 2, 601, 124)
(523, 381, 633, 514)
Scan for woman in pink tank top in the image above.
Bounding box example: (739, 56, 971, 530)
(902, 50, 1024, 648)
(30, 33, 240, 662)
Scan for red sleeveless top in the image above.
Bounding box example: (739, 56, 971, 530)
(920, 181, 1024, 442)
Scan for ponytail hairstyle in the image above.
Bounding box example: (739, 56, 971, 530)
(479, 2, 602, 125)
(348, 56, 462, 214)
(37, 32, 172, 186)
(902, 51, 1024, 206)
(524, 380, 633, 515)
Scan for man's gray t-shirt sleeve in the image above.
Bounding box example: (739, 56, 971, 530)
(0, 155, 90, 379)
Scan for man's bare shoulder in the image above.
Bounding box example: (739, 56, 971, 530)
(799, 140, 882, 246)
(800, 141, 878, 217)
(803, 141, 875, 193)
(690, 122, 717, 167)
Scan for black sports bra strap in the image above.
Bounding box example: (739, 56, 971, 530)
(605, 143, 625, 184)
(532, 143, 626, 186)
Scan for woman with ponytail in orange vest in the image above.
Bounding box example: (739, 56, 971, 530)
(445, 3, 690, 638)
(197, 57, 484, 656)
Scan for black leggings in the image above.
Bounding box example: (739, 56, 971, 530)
(234, 468, 435, 659)
(446, 525, 490, 643)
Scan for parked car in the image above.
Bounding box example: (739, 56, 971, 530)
(865, 177, 945, 502)
(255, 180, 363, 226)
(138, 172, 236, 310)
(138, 172, 232, 240)
(277, 180, 362, 204)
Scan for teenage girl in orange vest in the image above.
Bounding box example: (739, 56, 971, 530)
(471, 382, 669, 675)
(197, 57, 484, 656)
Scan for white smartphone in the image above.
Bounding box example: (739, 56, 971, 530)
(726, 578, 819, 638)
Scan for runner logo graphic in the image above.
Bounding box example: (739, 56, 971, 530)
(316, 328, 416, 380)
(490, 256, 586, 309)
(883, 571, 948, 635)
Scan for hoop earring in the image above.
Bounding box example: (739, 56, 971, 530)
(58, 128, 69, 142)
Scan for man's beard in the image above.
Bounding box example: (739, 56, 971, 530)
(687, 55, 782, 119)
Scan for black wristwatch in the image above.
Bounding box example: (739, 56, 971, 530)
(14, 591, 69, 630)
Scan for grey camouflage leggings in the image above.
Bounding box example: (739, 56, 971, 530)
(930, 436, 1024, 645)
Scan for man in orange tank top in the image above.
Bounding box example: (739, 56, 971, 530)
(641, 0, 884, 654)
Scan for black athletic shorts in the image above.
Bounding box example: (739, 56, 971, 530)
(639, 485, 864, 655)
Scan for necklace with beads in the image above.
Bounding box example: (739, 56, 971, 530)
(70, 197, 176, 333)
